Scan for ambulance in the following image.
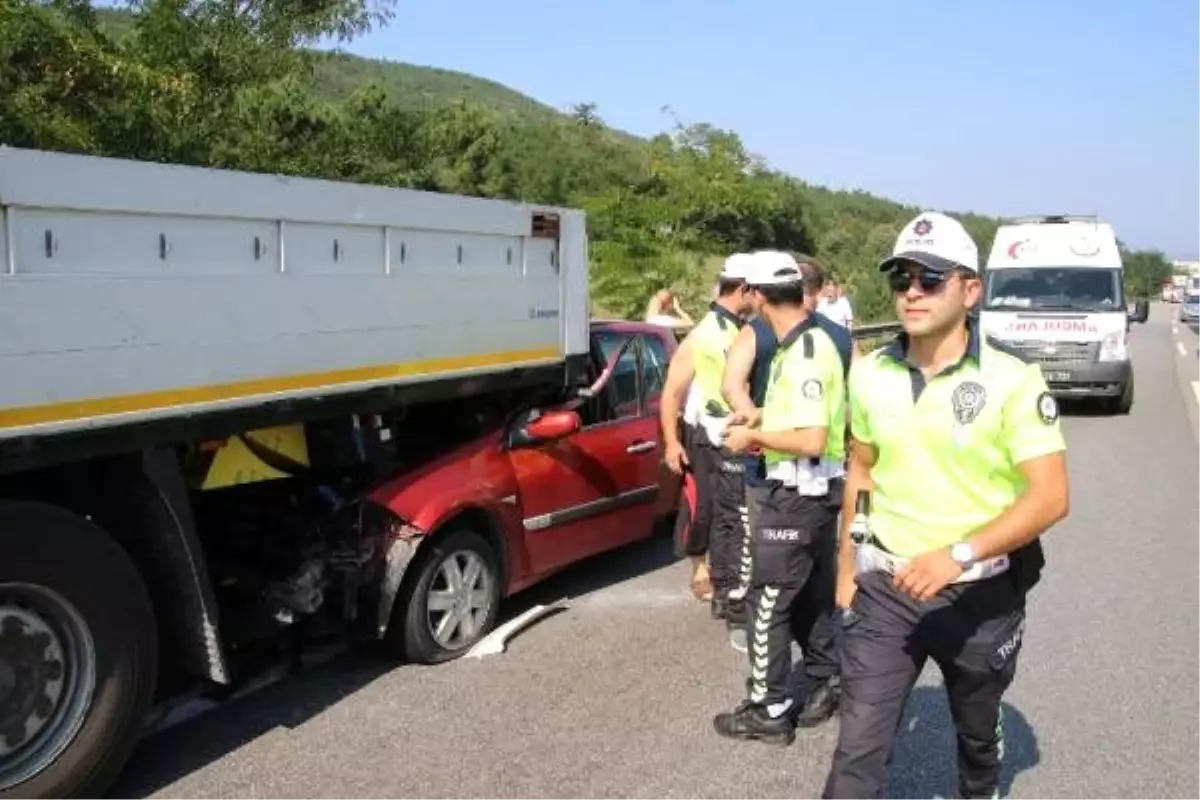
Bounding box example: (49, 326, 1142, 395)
(980, 215, 1148, 414)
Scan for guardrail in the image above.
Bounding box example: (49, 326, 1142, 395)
(849, 321, 902, 351)
(660, 319, 901, 348)
(849, 321, 902, 339)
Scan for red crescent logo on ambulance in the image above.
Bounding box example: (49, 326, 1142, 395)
(1006, 240, 1030, 259)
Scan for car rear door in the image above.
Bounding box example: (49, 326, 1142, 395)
(593, 329, 670, 548)
(637, 328, 684, 522)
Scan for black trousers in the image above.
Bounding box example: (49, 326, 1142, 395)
(744, 482, 840, 709)
(729, 472, 754, 602)
(706, 441, 746, 594)
(822, 569, 1027, 799)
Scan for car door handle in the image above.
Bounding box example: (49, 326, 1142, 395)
(626, 440, 657, 454)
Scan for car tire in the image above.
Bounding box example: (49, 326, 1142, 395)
(385, 528, 501, 665)
(0, 501, 158, 800)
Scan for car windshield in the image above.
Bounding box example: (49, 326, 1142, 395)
(984, 267, 1124, 313)
(1187, 294, 1200, 305)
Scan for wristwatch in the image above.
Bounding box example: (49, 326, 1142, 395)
(950, 542, 977, 571)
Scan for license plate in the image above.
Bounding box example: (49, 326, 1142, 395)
(1043, 370, 1070, 382)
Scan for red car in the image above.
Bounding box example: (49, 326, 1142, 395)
(368, 320, 683, 663)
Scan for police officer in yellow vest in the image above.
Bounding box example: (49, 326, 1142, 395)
(661, 254, 757, 613)
(822, 212, 1070, 799)
(711, 251, 846, 745)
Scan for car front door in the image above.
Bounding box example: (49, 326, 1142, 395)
(508, 330, 654, 576)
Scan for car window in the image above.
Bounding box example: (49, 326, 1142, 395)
(589, 332, 642, 423)
(641, 333, 669, 403)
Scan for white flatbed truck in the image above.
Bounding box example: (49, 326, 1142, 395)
(0, 148, 591, 797)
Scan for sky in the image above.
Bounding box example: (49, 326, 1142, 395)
(336, 0, 1200, 259)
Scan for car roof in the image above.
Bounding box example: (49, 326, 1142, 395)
(590, 318, 674, 335)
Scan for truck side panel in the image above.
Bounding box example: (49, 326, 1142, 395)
(0, 148, 589, 442)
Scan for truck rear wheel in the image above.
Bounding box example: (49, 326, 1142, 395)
(0, 501, 158, 799)
(385, 528, 501, 665)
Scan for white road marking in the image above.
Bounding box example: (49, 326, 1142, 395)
(1178, 341, 1188, 357)
(1192, 381, 1199, 404)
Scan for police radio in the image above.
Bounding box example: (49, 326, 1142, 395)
(848, 490, 871, 546)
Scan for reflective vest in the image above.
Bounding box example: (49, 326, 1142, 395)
(685, 304, 743, 444)
(760, 318, 847, 495)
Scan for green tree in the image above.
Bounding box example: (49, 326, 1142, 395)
(1120, 245, 1174, 299)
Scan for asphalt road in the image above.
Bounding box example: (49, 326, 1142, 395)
(113, 305, 1199, 799)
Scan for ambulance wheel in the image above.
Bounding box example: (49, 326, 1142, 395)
(1107, 375, 1134, 415)
(386, 528, 501, 665)
(0, 501, 158, 799)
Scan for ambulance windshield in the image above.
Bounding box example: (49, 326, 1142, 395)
(983, 267, 1124, 313)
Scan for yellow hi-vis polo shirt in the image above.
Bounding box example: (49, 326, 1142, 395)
(691, 303, 744, 411)
(687, 303, 743, 442)
(760, 317, 847, 488)
(848, 322, 1066, 558)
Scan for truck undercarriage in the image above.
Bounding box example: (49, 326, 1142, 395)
(0, 378, 570, 798)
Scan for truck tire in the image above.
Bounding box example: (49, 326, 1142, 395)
(0, 501, 158, 799)
(385, 528, 501, 665)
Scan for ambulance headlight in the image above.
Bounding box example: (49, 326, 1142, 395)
(1098, 330, 1128, 362)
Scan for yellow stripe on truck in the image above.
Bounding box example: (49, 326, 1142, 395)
(0, 347, 561, 431)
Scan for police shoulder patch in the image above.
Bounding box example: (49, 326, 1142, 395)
(801, 378, 824, 401)
(1036, 391, 1059, 424)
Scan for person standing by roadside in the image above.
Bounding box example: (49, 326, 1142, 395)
(645, 288, 696, 331)
(710, 251, 847, 744)
(822, 212, 1070, 799)
(659, 255, 756, 608)
(719, 252, 852, 656)
(818, 280, 854, 331)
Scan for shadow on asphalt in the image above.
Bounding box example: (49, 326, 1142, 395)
(112, 650, 393, 798)
(496, 528, 680, 623)
(885, 686, 1040, 798)
(111, 530, 680, 798)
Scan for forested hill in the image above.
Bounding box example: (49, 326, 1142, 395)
(2, 1, 1174, 319)
(90, 7, 579, 129)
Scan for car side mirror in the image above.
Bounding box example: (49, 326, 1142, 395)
(1128, 299, 1149, 324)
(509, 409, 581, 449)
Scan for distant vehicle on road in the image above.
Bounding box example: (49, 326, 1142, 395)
(1181, 293, 1200, 325)
(980, 214, 1148, 415)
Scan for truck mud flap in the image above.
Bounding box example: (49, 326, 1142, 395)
(106, 449, 231, 685)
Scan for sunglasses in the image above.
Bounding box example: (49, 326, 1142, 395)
(887, 267, 953, 294)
